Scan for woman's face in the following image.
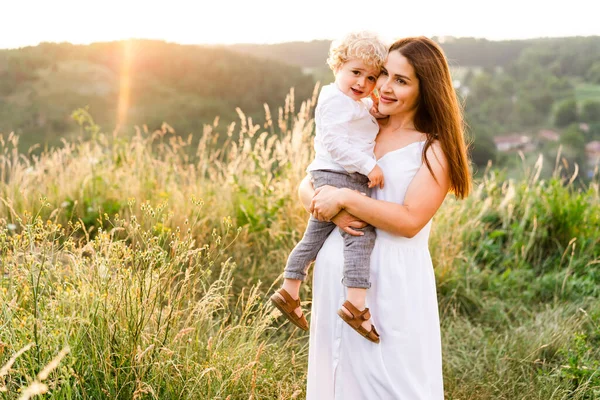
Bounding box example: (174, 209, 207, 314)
(376, 50, 420, 117)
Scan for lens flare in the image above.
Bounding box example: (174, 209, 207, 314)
(117, 40, 133, 128)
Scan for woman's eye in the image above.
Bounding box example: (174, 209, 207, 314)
(396, 78, 406, 84)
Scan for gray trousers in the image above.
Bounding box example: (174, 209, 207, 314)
(283, 169, 376, 288)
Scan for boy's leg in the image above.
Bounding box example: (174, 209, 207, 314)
(283, 216, 336, 281)
(336, 171, 375, 289)
(339, 225, 376, 289)
(283, 169, 347, 281)
(336, 171, 376, 335)
(277, 216, 335, 324)
(274, 169, 343, 328)
(339, 225, 377, 334)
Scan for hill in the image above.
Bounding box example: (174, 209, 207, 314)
(228, 37, 533, 70)
(229, 40, 332, 69)
(0, 40, 316, 150)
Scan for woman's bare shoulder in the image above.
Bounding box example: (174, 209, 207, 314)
(423, 139, 448, 169)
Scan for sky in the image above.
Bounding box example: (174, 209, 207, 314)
(2, 0, 599, 49)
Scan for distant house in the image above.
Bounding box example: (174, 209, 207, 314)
(586, 141, 600, 172)
(537, 129, 560, 142)
(493, 134, 534, 152)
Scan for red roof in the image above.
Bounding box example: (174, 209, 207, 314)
(586, 141, 600, 153)
(537, 130, 560, 141)
(493, 134, 530, 144)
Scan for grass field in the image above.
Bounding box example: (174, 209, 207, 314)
(575, 82, 600, 102)
(1, 92, 599, 399)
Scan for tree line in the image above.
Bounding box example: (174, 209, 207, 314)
(0, 40, 315, 151)
(1, 36, 599, 174)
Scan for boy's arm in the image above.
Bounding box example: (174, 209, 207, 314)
(319, 96, 377, 176)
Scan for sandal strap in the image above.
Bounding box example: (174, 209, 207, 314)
(270, 289, 309, 331)
(362, 309, 371, 321)
(277, 288, 300, 310)
(369, 325, 380, 339)
(347, 315, 380, 342)
(341, 300, 370, 321)
(337, 304, 381, 344)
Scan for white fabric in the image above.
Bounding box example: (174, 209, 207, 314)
(307, 83, 379, 176)
(306, 141, 444, 400)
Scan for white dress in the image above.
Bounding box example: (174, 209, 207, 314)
(306, 141, 444, 400)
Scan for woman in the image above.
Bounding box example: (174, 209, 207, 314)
(303, 37, 472, 399)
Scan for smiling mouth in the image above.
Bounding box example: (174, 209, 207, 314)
(379, 95, 397, 103)
(351, 88, 364, 95)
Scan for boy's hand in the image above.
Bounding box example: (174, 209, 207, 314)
(368, 164, 384, 189)
(370, 91, 387, 119)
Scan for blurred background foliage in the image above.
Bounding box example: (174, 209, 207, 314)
(1, 36, 600, 179)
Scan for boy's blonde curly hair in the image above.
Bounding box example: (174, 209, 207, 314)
(326, 31, 388, 72)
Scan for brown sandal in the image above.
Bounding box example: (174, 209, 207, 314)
(337, 300, 380, 344)
(270, 288, 309, 331)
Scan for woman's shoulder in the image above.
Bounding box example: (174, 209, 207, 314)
(422, 138, 444, 158)
(421, 138, 450, 178)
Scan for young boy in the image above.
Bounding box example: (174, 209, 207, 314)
(270, 31, 386, 343)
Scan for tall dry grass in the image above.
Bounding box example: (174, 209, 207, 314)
(1, 86, 599, 398)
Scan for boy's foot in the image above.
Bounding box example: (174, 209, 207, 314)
(271, 290, 303, 318)
(338, 300, 380, 343)
(270, 288, 309, 331)
(340, 302, 372, 332)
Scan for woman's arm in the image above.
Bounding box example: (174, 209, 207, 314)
(311, 142, 451, 238)
(297, 174, 368, 236)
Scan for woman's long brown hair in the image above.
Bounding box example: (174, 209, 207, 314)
(389, 37, 472, 199)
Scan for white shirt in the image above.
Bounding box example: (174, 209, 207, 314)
(307, 83, 379, 176)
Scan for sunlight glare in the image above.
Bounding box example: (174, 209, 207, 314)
(117, 40, 133, 129)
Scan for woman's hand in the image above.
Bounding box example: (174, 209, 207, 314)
(332, 210, 368, 236)
(310, 185, 345, 222)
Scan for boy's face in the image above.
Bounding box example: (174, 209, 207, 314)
(334, 59, 379, 101)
